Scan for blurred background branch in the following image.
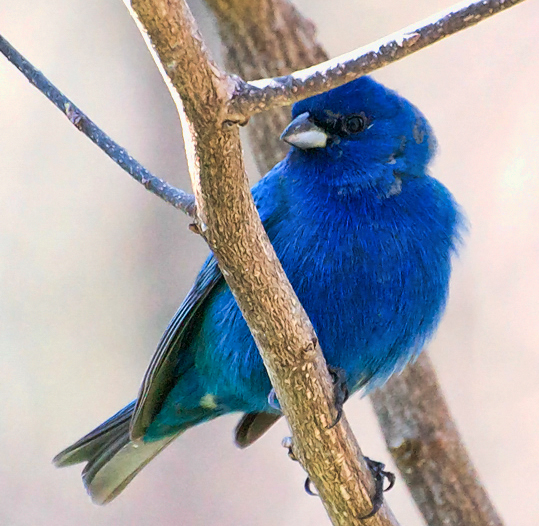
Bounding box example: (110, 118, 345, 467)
(207, 0, 508, 524)
(371, 353, 503, 526)
(0, 0, 523, 523)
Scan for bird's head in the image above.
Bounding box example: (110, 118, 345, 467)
(281, 76, 436, 190)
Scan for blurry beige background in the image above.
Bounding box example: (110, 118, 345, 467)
(1, 0, 538, 524)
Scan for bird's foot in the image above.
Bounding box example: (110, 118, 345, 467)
(304, 477, 318, 496)
(360, 456, 396, 519)
(282, 438, 395, 512)
(327, 366, 349, 428)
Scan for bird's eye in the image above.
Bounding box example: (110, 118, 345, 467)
(342, 113, 367, 134)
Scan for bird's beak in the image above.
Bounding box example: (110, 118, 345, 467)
(280, 112, 328, 150)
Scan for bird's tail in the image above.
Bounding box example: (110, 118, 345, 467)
(53, 401, 180, 505)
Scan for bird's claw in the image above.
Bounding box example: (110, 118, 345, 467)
(280, 373, 391, 511)
(327, 366, 349, 428)
(282, 437, 318, 496)
(268, 388, 281, 411)
(360, 456, 396, 519)
(281, 436, 298, 461)
(304, 477, 318, 496)
(283, 437, 396, 511)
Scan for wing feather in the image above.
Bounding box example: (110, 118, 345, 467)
(130, 256, 223, 440)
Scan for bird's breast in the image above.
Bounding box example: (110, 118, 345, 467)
(267, 186, 454, 388)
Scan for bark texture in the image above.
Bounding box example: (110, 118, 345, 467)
(126, 0, 397, 524)
(2, 0, 519, 522)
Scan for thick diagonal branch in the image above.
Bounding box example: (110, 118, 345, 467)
(1, 0, 519, 521)
(124, 0, 393, 524)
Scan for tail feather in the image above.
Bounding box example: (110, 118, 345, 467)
(82, 434, 177, 505)
(53, 402, 135, 468)
(53, 401, 178, 505)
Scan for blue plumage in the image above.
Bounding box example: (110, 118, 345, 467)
(54, 76, 463, 504)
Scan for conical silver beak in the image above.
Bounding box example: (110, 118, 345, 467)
(280, 112, 328, 150)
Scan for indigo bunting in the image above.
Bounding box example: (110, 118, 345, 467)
(54, 76, 462, 505)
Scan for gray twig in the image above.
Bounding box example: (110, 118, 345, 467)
(0, 34, 195, 217)
(228, 0, 527, 119)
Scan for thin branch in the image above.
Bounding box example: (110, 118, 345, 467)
(0, 34, 195, 216)
(227, 0, 527, 119)
(126, 0, 398, 524)
(1, 0, 527, 213)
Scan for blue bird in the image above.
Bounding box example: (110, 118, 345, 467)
(54, 76, 462, 505)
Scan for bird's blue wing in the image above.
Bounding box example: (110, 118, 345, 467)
(130, 255, 223, 440)
(130, 164, 287, 441)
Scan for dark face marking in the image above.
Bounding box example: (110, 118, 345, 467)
(317, 110, 370, 138)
